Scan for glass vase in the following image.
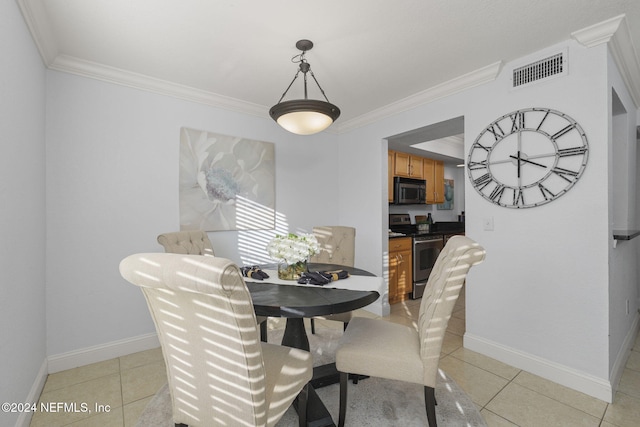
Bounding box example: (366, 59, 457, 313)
(278, 260, 307, 280)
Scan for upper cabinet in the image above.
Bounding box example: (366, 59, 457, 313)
(392, 151, 424, 179)
(423, 158, 445, 204)
(389, 150, 444, 204)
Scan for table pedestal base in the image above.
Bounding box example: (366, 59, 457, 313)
(284, 318, 335, 427)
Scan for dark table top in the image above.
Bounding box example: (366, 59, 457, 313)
(247, 263, 379, 318)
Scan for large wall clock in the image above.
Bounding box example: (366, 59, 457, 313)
(467, 108, 589, 208)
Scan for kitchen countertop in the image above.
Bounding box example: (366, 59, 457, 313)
(389, 229, 465, 239)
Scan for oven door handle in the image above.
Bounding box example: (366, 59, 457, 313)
(413, 239, 443, 247)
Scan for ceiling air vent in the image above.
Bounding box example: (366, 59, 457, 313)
(512, 51, 566, 88)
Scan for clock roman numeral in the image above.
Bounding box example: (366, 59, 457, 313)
(558, 146, 587, 157)
(510, 112, 525, 132)
(513, 188, 525, 206)
(468, 160, 488, 170)
(489, 184, 505, 202)
(551, 167, 579, 182)
(536, 110, 550, 131)
(474, 173, 492, 185)
(487, 124, 505, 141)
(551, 124, 576, 140)
(538, 183, 555, 200)
(472, 143, 491, 152)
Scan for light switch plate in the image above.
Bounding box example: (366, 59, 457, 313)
(483, 217, 494, 231)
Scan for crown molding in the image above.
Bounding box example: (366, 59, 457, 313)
(335, 61, 503, 134)
(50, 55, 269, 118)
(17, 0, 58, 65)
(572, 14, 640, 107)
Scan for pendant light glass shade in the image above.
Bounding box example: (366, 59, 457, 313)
(270, 100, 340, 135)
(270, 40, 340, 135)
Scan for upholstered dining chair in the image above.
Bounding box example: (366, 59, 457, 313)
(119, 253, 313, 427)
(335, 236, 486, 427)
(308, 226, 356, 334)
(157, 231, 269, 342)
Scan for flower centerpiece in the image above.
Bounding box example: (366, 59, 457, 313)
(267, 233, 319, 280)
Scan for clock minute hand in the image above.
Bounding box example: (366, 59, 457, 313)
(509, 155, 547, 168)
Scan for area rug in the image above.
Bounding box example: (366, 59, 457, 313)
(136, 328, 486, 427)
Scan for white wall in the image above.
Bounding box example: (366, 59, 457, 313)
(44, 71, 340, 359)
(339, 40, 621, 400)
(0, 1, 47, 425)
(607, 49, 639, 386)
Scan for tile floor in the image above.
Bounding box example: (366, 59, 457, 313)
(30, 287, 640, 426)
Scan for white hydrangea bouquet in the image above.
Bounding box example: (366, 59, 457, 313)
(267, 233, 319, 280)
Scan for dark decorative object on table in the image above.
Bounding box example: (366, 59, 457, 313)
(240, 266, 270, 280)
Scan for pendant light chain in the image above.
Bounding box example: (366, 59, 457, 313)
(269, 39, 341, 135)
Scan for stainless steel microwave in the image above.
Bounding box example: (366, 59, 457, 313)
(393, 177, 426, 204)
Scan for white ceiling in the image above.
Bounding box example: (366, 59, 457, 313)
(18, 0, 640, 135)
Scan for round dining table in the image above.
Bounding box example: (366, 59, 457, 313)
(246, 263, 380, 427)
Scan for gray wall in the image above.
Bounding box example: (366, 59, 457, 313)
(0, 1, 47, 426)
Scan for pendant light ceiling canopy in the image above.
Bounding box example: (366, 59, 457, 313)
(269, 40, 340, 135)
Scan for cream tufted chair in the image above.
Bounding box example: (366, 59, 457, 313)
(157, 230, 215, 256)
(309, 226, 356, 266)
(120, 253, 312, 427)
(335, 236, 486, 427)
(308, 226, 356, 334)
(157, 231, 268, 342)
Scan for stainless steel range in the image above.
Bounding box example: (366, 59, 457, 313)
(389, 214, 444, 299)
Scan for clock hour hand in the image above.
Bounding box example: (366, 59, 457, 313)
(509, 155, 547, 168)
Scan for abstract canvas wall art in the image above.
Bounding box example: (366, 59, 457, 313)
(179, 128, 275, 231)
(437, 179, 454, 210)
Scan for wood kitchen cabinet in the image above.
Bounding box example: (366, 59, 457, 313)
(389, 237, 412, 304)
(423, 158, 445, 204)
(393, 152, 424, 179)
(388, 150, 395, 202)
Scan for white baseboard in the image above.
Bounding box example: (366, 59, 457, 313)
(464, 333, 613, 403)
(15, 358, 48, 427)
(609, 312, 640, 395)
(47, 333, 159, 373)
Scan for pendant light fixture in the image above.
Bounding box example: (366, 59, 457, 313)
(269, 40, 340, 135)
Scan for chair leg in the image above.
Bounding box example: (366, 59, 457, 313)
(260, 320, 268, 342)
(424, 386, 437, 427)
(343, 321, 348, 331)
(297, 383, 309, 427)
(310, 318, 316, 334)
(338, 372, 349, 427)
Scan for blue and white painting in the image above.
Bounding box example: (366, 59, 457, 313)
(179, 128, 275, 231)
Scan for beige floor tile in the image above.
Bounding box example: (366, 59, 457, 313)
(438, 355, 509, 407)
(43, 358, 120, 393)
(446, 316, 466, 336)
(351, 307, 379, 319)
(449, 347, 520, 380)
(31, 373, 122, 427)
(603, 391, 640, 427)
(481, 409, 519, 426)
(440, 331, 463, 355)
(123, 396, 153, 427)
(486, 382, 601, 427)
(120, 361, 167, 405)
(119, 347, 164, 371)
(512, 371, 607, 419)
(626, 349, 640, 372)
(389, 300, 420, 319)
(452, 306, 466, 320)
(617, 368, 640, 399)
(67, 405, 123, 427)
